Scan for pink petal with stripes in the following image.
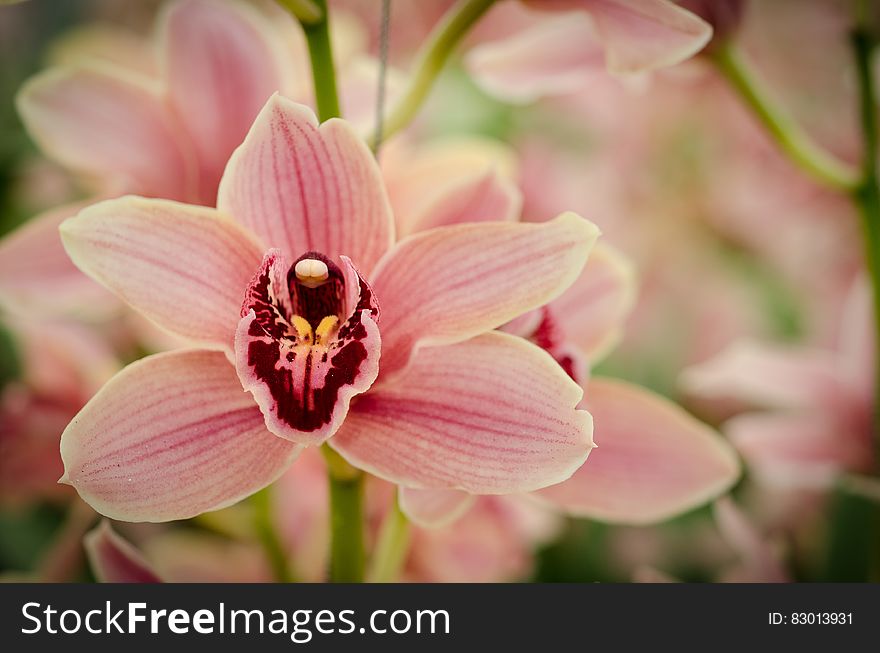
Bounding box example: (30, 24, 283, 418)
(160, 0, 292, 204)
(549, 242, 636, 363)
(0, 201, 117, 318)
(235, 251, 381, 444)
(370, 212, 599, 380)
(85, 521, 162, 583)
(331, 332, 594, 494)
(399, 487, 476, 528)
(60, 196, 264, 349)
(537, 378, 739, 524)
(217, 95, 394, 276)
(16, 64, 195, 201)
(60, 349, 301, 522)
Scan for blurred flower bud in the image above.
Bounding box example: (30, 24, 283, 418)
(679, 0, 745, 52)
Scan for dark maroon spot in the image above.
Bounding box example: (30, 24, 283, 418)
(528, 307, 581, 383)
(242, 253, 289, 339)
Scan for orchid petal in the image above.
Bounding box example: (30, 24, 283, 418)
(160, 0, 292, 203)
(727, 412, 873, 488)
(84, 521, 162, 583)
(60, 196, 264, 348)
(48, 24, 157, 78)
(16, 64, 195, 200)
(536, 378, 740, 524)
(0, 202, 116, 318)
(527, 0, 711, 73)
(399, 169, 522, 237)
(332, 332, 594, 494)
(60, 349, 300, 522)
(467, 13, 607, 103)
(382, 137, 517, 236)
(217, 95, 394, 275)
(142, 531, 271, 582)
(584, 0, 712, 73)
(680, 340, 846, 410)
(399, 487, 476, 528)
(372, 212, 599, 379)
(550, 242, 636, 363)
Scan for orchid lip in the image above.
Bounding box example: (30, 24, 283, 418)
(234, 249, 381, 445)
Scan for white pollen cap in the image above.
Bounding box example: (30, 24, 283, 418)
(294, 258, 330, 287)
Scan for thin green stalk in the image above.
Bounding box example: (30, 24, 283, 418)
(252, 486, 296, 583)
(830, 21, 880, 583)
(711, 43, 859, 192)
(851, 26, 880, 451)
(369, 0, 497, 148)
(275, 0, 322, 24)
(367, 494, 411, 582)
(285, 0, 341, 121)
(322, 446, 366, 582)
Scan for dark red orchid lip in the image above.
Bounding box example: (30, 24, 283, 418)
(235, 249, 381, 444)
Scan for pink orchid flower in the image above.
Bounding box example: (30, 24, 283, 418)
(58, 94, 598, 522)
(682, 278, 874, 488)
(379, 135, 740, 526)
(466, 0, 712, 103)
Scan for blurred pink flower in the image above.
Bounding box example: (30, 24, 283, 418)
(17, 0, 294, 205)
(272, 448, 560, 582)
(58, 95, 598, 522)
(467, 0, 712, 102)
(682, 278, 874, 488)
(85, 520, 273, 582)
(631, 497, 789, 582)
(0, 317, 117, 505)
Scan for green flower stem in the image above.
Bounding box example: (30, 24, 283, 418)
(367, 493, 411, 582)
(322, 445, 366, 582)
(711, 43, 859, 193)
(821, 19, 880, 584)
(368, 0, 498, 148)
(285, 0, 341, 121)
(252, 486, 296, 583)
(275, 0, 322, 25)
(851, 26, 880, 453)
